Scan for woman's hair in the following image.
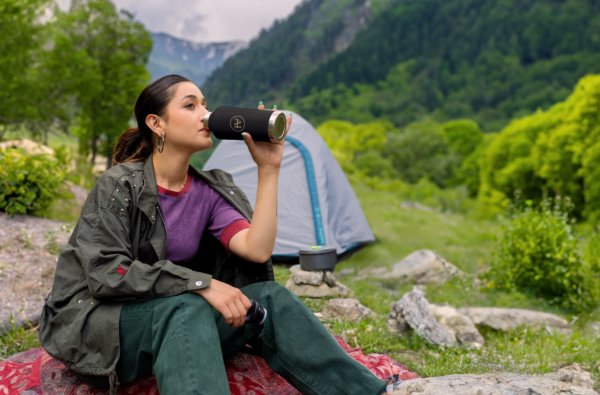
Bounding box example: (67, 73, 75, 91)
(112, 74, 192, 166)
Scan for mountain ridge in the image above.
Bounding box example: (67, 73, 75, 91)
(148, 32, 247, 86)
(200, 0, 384, 108)
(200, 0, 600, 132)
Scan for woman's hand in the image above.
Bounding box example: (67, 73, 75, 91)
(193, 279, 252, 328)
(242, 104, 292, 170)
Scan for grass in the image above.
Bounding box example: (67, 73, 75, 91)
(341, 181, 499, 275)
(2, 148, 598, 387)
(276, 181, 600, 386)
(0, 316, 40, 362)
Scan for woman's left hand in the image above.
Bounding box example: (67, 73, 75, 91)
(242, 104, 292, 169)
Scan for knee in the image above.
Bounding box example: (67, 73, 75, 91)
(259, 281, 300, 306)
(264, 280, 287, 292)
(260, 281, 294, 299)
(158, 293, 214, 319)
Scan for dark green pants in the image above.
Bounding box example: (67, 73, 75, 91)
(113, 281, 386, 395)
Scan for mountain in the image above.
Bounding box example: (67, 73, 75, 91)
(148, 32, 247, 86)
(201, 0, 600, 132)
(201, 0, 384, 108)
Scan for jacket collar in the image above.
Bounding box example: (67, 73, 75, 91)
(137, 153, 217, 219)
(138, 153, 160, 219)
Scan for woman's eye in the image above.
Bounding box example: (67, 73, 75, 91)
(185, 103, 194, 109)
(203, 105, 210, 111)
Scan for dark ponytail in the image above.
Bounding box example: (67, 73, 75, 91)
(112, 74, 192, 166)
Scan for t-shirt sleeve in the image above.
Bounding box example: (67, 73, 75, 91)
(206, 195, 250, 254)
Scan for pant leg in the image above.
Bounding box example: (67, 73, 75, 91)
(116, 282, 387, 395)
(116, 292, 260, 395)
(240, 281, 387, 395)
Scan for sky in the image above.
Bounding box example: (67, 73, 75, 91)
(55, 0, 305, 43)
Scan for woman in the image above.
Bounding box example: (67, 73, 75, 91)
(39, 75, 388, 395)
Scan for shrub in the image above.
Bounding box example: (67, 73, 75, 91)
(0, 148, 65, 215)
(442, 119, 483, 158)
(317, 119, 394, 174)
(383, 121, 461, 187)
(354, 150, 398, 179)
(480, 74, 600, 220)
(485, 198, 600, 312)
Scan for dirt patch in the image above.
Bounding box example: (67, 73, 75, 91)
(0, 214, 72, 334)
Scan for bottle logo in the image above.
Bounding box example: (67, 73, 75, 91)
(230, 116, 245, 132)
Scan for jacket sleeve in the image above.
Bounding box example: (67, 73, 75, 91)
(76, 206, 211, 302)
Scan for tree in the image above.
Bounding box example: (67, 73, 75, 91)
(0, 0, 53, 140)
(480, 74, 600, 221)
(383, 121, 460, 187)
(52, 0, 152, 167)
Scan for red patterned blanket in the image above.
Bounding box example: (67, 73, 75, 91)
(0, 336, 418, 394)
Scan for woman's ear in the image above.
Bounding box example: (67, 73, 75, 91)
(146, 114, 165, 139)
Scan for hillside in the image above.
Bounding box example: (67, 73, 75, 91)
(200, 0, 385, 108)
(148, 32, 246, 86)
(201, 0, 600, 132)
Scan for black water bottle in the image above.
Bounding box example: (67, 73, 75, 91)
(245, 299, 267, 325)
(203, 106, 287, 143)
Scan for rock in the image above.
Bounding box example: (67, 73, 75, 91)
(0, 214, 72, 335)
(321, 298, 374, 323)
(389, 371, 597, 395)
(286, 265, 352, 298)
(384, 249, 462, 285)
(387, 287, 455, 347)
(587, 321, 600, 336)
(323, 271, 337, 287)
(428, 304, 484, 349)
(544, 363, 594, 389)
(458, 307, 571, 334)
(0, 138, 55, 155)
(285, 279, 351, 298)
(289, 264, 323, 286)
(386, 306, 410, 334)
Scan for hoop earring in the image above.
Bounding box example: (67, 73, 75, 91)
(158, 134, 165, 153)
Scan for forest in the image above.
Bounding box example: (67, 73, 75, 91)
(203, 0, 600, 132)
(0, 0, 151, 169)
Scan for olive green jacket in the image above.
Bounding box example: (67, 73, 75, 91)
(39, 153, 274, 379)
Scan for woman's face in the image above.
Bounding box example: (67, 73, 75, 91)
(156, 81, 212, 155)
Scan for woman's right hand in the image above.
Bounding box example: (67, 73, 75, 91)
(193, 279, 252, 328)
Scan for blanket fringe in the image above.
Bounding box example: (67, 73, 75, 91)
(109, 370, 120, 395)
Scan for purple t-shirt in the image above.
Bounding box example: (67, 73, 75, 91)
(157, 171, 250, 265)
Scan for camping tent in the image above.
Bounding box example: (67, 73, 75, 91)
(203, 111, 375, 263)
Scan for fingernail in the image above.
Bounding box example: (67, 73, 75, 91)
(242, 133, 246, 139)
(259, 101, 263, 105)
(272, 105, 277, 109)
(289, 113, 292, 117)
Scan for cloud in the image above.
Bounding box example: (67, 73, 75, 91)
(180, 14, 207, 39)
(55, 0, 304, 43)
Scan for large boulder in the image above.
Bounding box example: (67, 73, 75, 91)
(321, 298, 374, 323)
(389, 367, 596, 395)
(387, 288, 455, 347)
(459, 307, 571, 334)
(383, 249, 462, 285)
(428, 304, 484, 349)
